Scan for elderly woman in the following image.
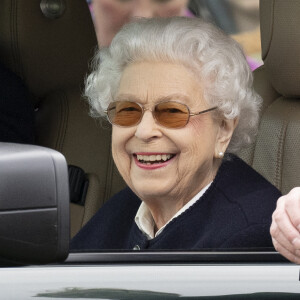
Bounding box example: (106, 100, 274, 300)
(71, 17, 281, 250)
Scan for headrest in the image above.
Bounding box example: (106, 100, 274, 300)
(0, 0, 97, 101)
(260, 0, 300, 97)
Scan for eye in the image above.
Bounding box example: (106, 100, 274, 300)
(115, 102, 141, 113)
(164, 108, 185, 114)
(118, 106, 139, 112)
(156, 102, 189, 115)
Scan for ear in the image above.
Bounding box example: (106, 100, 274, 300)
(214, 117, 239, 158)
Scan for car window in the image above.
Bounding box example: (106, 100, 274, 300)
(0, 0, 280, 260)
(3, 2, 300, 299)
(68, 0, 276, 254)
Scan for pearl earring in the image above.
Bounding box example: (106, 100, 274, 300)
(218, 152, 224, 158)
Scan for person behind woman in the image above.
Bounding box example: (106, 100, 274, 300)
(89, 0, 190, 46)
(88, 0, 260, 70)
(71, 17, 281, 250)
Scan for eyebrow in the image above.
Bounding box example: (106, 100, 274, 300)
(115, 93, 192, 104)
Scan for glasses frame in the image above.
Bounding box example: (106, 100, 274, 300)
(104, 100, 218, 129)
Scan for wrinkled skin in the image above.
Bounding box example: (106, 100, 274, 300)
(271, 187, 300, 264)
(112, 61, 237, 229)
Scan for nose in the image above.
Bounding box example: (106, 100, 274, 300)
(135, 110, 162, 141)
(131, 1, 154, 19)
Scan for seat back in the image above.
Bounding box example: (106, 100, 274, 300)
(238, 0, 300, 195)
(0, 0, 125, 237)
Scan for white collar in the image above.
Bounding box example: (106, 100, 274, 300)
(134, 182, 212, 240)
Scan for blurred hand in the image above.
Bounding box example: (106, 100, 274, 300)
(270, 187, 300, 263)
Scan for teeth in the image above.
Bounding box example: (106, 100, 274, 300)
(150, 155, 156, 161)
(136, 154, 173, 163)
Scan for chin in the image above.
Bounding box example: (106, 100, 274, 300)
(131, 182, 171, 202)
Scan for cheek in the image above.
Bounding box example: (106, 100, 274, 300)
(191, 117, 218, 140)
(179, 119, 218, 158)
(111, 128, 132, 180)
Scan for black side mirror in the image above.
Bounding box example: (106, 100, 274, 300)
(0, 143, 69, 264)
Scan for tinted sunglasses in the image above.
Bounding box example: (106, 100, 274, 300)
(105, 101, 218, 129)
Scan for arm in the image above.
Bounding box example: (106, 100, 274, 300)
(270, 187, 300, 264)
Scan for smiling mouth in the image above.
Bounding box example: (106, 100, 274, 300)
(133, 153, 176, 165)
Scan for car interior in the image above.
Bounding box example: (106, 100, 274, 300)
(0, 0, 126, 238)
(0, 0, 299, 240)
(238, 0, 300, 197)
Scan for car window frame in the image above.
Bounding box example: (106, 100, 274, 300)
(65, 250, 289, 265)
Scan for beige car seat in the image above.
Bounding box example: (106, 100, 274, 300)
(238, 0, 300, 195)
(0, 0, 125, 237)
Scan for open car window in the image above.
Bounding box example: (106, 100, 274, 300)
(0, 0, 297, 264)
(4, 1, 300, 298)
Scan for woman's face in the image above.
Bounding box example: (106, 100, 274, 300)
(111, 62, 234, 204)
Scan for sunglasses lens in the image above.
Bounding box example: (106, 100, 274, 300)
(155, 102, 189, 128)
(107, 101, 190, 128)
(107, 101, 142, 126)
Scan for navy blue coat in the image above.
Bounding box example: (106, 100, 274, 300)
(71, 155, 281, 251)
